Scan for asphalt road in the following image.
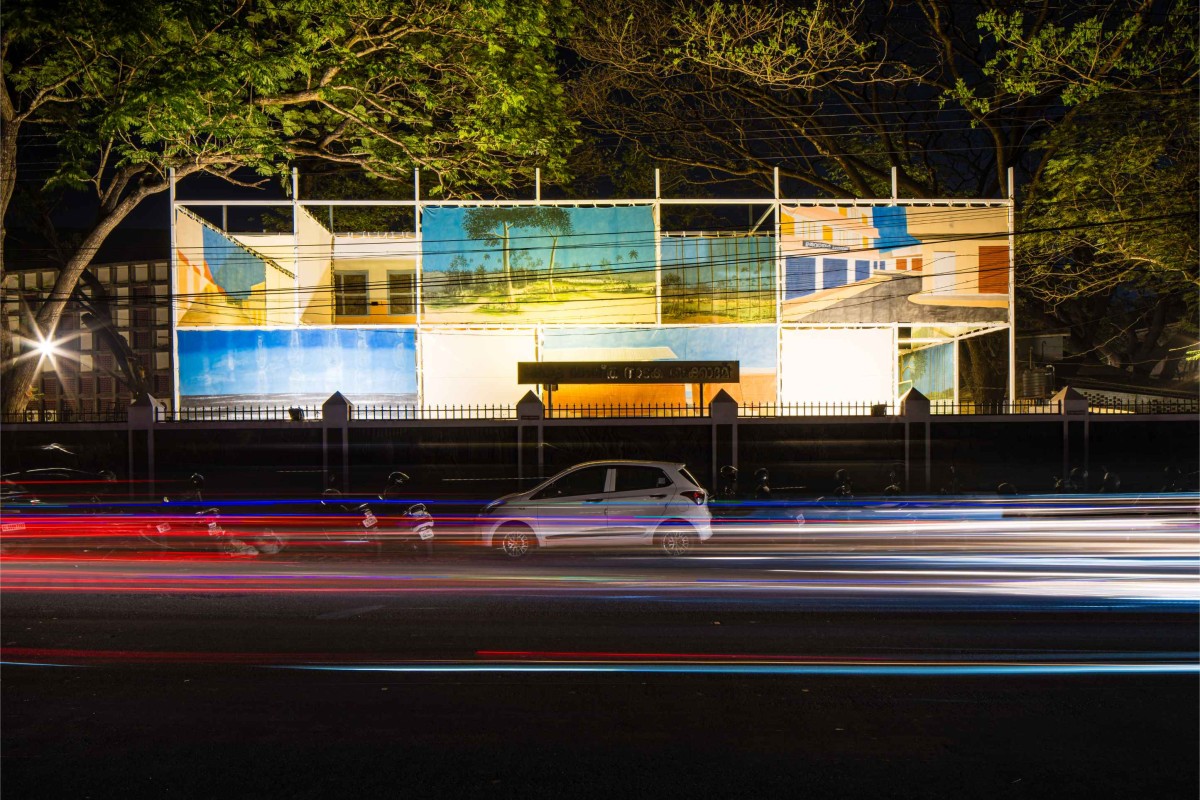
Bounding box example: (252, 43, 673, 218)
(3, 528, 1198, 799)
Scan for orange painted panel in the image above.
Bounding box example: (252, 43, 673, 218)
(978, 245, 1009, 293)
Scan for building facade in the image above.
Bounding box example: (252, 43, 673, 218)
(173, 181, 1014, 412)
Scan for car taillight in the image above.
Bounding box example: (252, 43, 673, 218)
(680, 490, 706, 506)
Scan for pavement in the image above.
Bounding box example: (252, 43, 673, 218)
(2, 517, 1197, 798)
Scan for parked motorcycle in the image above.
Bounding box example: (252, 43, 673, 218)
(310, 472, 435, 556)
(141, 474, 284, 556)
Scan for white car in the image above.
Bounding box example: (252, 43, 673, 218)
(480, 460, 713, 558)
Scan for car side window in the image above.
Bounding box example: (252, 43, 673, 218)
(614, 466, 670, 493)
(533, 466, 610, 500)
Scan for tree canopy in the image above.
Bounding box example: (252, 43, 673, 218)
(1, 0, 578, 412)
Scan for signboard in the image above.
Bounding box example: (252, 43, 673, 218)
(518, 361, 739, 385)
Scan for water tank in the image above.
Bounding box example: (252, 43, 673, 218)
(1019, 367, 1055, 399)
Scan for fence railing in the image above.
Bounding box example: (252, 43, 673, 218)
(352, 404, 516, 421)
(158, 405, 324, 422)
(1, 409, 128, 424)
(739, 402, 894, 417)
(1085, 399, 1199, 415)
(6, 396, 1197, 425)
(546, 403, 708, 419)
(930, 400, 1064, 415)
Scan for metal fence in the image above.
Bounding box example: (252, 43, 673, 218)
(352, 404, 516, 421)
(739, 401, 894, 417)
(1, 409, 128, 424)
(1085, 399, 1199, 415)
(5, 397, 1197, 425)
(931, 400, 1064, 415)
(158, 405, 324, 422)
(545, 403, 708, 419)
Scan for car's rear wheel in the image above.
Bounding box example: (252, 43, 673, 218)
(656, 522, 697, 556)
(496, 523, 536, 559)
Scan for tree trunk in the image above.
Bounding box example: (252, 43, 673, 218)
(1, 183, 162, 415)
(501, 222, 514, 301)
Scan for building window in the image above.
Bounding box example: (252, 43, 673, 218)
(154, 375, 171, 396)
(133, 330, 153, 350)
(334, 272, 369, 316)
(388, 272, 415, 315)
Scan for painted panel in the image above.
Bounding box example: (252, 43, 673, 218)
(780, 205, 1010, 324)
(173, 208, 294, 327)
(420, 328, 537, 406)
(540, 326, 777, 406)
(661, 235, 775, 323)
(779, 327, 894, 405)
(177, 327, 416, 408)
(420, 206, 656, 324)
(899, 342, 955, 401)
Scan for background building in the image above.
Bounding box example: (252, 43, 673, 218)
(3, 254, 173, 420)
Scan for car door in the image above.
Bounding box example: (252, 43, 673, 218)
(529, 465, 612, 547)
(606, 465, 673, 539)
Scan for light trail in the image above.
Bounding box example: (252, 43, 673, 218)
(2, 646, 1196, 676)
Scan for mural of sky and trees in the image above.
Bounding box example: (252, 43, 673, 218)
(420, 205, 657, 323)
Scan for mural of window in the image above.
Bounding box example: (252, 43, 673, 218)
(388, 272, 415, 315)
(784, 256, 817, 299)
(334, 272, 368, 316)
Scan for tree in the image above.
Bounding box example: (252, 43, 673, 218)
(535, 207, 573, 298)
(568, 0, 1197, 378)
(461, 206, 570, 301)
(973, 2, 1198, 375)
(2, 0, 577, 413)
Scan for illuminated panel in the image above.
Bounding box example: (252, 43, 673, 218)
(540, 326, 776, 406)
(176, 327, 416, 408)
(420, 328, 537, 406)
(420, 205, 657, 325)
(899, 341, 955, 401)
(780, 205, 1010, 324)
(173, 208, 294, 327)
(779, 327, 894, 405)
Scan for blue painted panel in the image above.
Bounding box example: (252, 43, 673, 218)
(178, 327, 417, 405)
(784, 256, 817, 299)
(822, 258, 849, 290)
(855, 260, 871, 282)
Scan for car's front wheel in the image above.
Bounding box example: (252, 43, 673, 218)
(496, 523, 537, 559)
(656, 522, 697, 556)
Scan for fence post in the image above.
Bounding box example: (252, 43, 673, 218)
(709, 390, 739, 487)
(127, 393, 164, 499)
(516, 391, 545, 482)
(1051, 386, 1089, 488)
(900, 388, 931, 493)
(322, 392, 353, 492)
